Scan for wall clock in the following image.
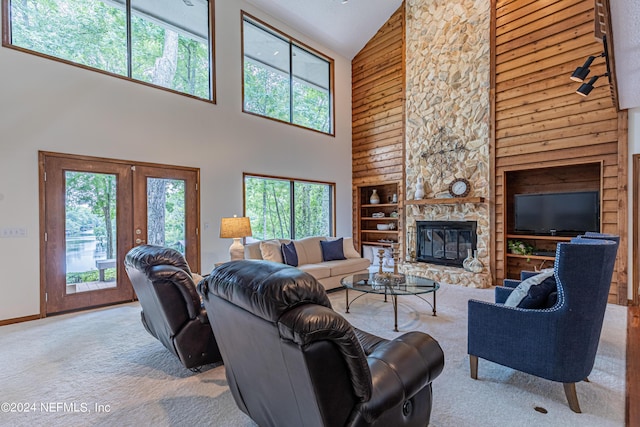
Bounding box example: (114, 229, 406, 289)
(448, 178, 470, 198)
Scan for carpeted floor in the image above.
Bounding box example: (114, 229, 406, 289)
(0, 283, 626, 426)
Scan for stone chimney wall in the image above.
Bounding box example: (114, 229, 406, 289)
(404, 0, 491, 287)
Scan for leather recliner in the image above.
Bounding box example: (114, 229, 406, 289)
(124, 245, 222, 369)
(199, 260, 445, 427)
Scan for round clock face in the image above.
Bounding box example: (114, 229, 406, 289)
(449, 178, 470, 197)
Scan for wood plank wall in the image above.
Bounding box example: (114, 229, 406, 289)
(493, 0, 627, 303)
(351, 5, 405, 250)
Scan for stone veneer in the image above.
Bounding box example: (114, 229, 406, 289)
(403, 0, 491, 288)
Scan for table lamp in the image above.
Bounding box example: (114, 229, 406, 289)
(219, 215, 252, 260)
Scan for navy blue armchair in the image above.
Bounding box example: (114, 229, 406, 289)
(467, 236, 618, 413)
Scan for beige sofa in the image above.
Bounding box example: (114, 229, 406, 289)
(244, 236, 370, 291)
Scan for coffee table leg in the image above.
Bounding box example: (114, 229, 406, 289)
(432, 290, 437, 316)
(392, 295, 398, 332)
(345, 287, 350, 313)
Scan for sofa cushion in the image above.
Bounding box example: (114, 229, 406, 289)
(320, 258, 371, 277)
(321, 238, 346, 261)
(326, 237, 360, 259)
(297, 264, 331, 280)
(281, 241, 298, 267)
(294, 236, 327, 265)
(260, 240, 283, 263)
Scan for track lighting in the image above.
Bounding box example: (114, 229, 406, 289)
(571, 35, 611, 97)
(570, 53, 605, 83)
(576, 73, 608, 97)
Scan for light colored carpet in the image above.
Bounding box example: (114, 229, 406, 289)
(0, 283, 625, 426)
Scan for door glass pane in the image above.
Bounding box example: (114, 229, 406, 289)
(65, 172, 117, 294)
(147, 178, 186, 254)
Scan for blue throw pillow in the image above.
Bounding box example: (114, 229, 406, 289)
(320, 238, 346, 261)
(281, 241, 298, 267)
(517, 276, 557, 309)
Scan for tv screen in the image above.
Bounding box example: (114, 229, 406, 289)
(514, 191, 600, 235)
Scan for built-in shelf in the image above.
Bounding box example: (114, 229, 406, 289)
(405, 197, 485, 205)
(506, 234, 574, 241)
(362, 217, 399, 220)
(506, 253, 555, 261)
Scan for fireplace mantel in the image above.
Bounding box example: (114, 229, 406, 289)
(405, 197, 485, 205)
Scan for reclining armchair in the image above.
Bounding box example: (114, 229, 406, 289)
(468, 236, 618, 413)
(199, 260, 445, 427)
(124, 245, 222, 370)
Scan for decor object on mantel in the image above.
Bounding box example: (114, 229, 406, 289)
(219, 215, 252, 261)
(448, 177, 471, 198)
(414, 176, 425, 200)
(369, 189, 380, 204)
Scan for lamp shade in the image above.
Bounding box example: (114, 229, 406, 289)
(220, 216, 252, 238)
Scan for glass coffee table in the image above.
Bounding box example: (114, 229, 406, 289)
(340, 273, 439, 332)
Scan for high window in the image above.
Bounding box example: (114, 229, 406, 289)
(242, 13, 333, 135)
(244, 174, 335, 240)
(3, 0, 214, 101)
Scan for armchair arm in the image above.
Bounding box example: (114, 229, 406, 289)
(359, 332, 444, 421)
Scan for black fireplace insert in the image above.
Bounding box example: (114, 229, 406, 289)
(416, 221, 477, 267)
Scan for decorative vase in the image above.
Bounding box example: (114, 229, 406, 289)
(370, 189, 380, 204)
(414, 176, 425, 200)
(392, 193, 398, 203)
(462, 248, 473, 271)
(468, 250, 484, 273)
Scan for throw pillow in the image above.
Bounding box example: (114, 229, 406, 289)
(504, 268, 554, 307)
(281, 241, 298, 267)
(341, 237, 361, 259)
(518, 276, 557, 309)
(320, 238, 346, 261)
(259, 240, 283, 263)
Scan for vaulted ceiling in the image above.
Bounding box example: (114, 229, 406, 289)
(244, 0, 640, 110)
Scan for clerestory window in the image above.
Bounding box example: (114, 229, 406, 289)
(242, 13, 334, 135)
(3, 0, 214, 101)
(244, 173, 335, 240)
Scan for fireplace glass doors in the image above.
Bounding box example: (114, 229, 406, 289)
(416, 221, 477, 267)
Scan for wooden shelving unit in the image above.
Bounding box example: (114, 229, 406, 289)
(357, 183, 401, 252)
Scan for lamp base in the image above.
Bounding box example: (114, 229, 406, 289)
(229, 238, 245, 261)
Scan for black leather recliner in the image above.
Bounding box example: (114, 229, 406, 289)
(124, 245, 222, 369)
(199, 260, 445, 426)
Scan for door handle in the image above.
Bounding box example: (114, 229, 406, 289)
(136, 238, 146, 245)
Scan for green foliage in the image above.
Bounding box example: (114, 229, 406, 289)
(66, 268, 116, 284)
(245, 177, 332, 240)
(243, 61, 331, 133)
(10, 0, 210, 98)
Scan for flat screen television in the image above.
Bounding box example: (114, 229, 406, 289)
(514, 191, 600, 236)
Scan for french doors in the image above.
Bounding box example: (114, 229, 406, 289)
(40, 152, 199, 315)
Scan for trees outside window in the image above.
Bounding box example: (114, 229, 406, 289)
(5, 0, 213, 100)
(242, 13, 333, 134)
(244, 174, 334, 240)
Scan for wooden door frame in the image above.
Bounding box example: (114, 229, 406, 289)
(633, 154, 640, 306)
(38, 151, 201, 317)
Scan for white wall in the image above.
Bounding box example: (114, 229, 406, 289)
(0, 0, 353, 321)
(629, 107, 640, 300)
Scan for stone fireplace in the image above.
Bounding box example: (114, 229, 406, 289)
(416, 221, 476, 267)
(402, 0, 492, 288)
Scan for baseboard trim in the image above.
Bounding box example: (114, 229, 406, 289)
(0, 314, 41, 326)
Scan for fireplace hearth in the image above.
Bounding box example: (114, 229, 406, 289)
(416, 221, 477, 267)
